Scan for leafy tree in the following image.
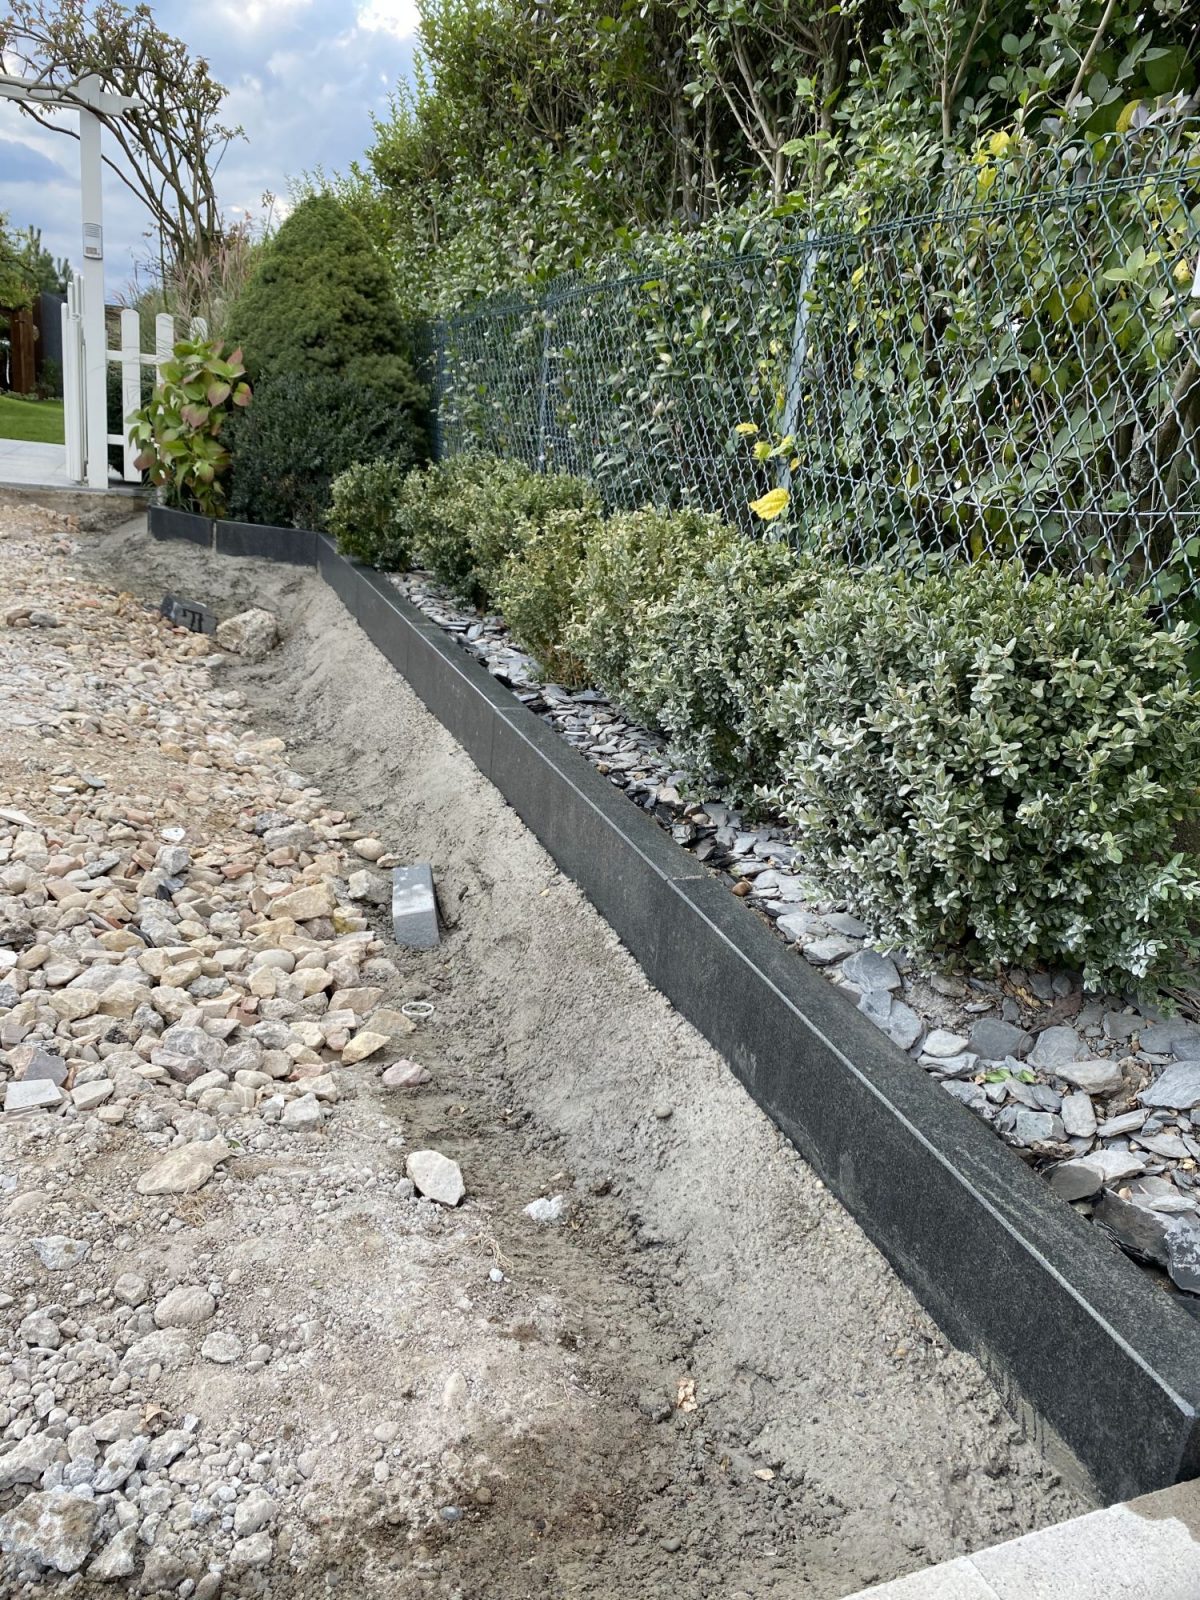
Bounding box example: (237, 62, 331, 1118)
(9, 226, 69, 294)
(0, 1, 241, 273)
(337, 0, 1196, 320)
(0, 214, 35, 307)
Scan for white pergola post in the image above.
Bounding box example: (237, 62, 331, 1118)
(0, 69, 144, 489)
(78, 99, 108, 488)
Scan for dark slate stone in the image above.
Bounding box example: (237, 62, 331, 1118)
(968, 1017, 1034, 1061)
(21, 1050, 68, 1087)
(1140, 1022, 1200, 1057)
(841, 949, 901, 992)
(1141, 1062, 1200, 1111)
(1094, 1191, 1174, 1264)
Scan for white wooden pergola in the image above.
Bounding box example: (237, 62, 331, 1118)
(0, 70, 143, 488)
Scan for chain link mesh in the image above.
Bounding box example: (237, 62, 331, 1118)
(423, 126, 1200, 617)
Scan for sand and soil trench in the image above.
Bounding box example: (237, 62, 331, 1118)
(0, 502, 1085, 1600)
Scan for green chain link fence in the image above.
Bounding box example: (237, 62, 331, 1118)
(422, 125, 1200, 617)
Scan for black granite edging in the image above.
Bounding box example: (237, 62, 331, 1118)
(150, 506, 1200, 1504)
(148, 506, 315, 565)
(148, 504, 212, 547)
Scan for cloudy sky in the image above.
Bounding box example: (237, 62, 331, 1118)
(0, 0, 420, 295)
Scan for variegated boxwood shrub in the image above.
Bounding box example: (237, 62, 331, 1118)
(327, 457, 416, 569)
(569, 507, 735, 722)
(767, 562, 1200, 988)
(398, 453, 596, 607)
(630, 537, 824, 805)
(493, 508, 603, 687)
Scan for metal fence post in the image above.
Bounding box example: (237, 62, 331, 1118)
(776, 238, 818, 497)
(534, 311, 552, 474)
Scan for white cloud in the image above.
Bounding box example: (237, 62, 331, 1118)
(357, 0, 420, 39)
(2, 0, 420, 285)
(212, 0, 313, 33)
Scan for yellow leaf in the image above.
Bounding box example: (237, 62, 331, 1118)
(850, 265, 865, 287)
(977, 165, 997, 194)
(988, 129, 1012, 158)
(735, 422, 759, 436)
(749, 488, 790, 522)
(753, 440, 771, 462)
(1116, 99, 1141, 134)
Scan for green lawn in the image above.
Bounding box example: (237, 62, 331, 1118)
(0, 394, 65, 445)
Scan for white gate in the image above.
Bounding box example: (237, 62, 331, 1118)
(60, 274, 206, 488)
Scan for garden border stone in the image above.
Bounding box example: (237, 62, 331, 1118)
(150, 504, 1200, 1504)
(213, 518, 317, 567)
(147, 504, 212, 547)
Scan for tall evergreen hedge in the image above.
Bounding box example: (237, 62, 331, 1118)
(224, 194, 427, 527)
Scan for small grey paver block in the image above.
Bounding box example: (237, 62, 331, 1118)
(392, 864, 440, 950)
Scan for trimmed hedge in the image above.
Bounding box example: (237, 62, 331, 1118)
(323, 448, 1200, 987)
(569, 506, 734, 722)
(493, 508, 601, 687)
(402, 455, 596, 606)
(226, 373, 425, 532)
(404, 454, 499, 605)
(327, 458, 415, 569)
(631, 537, 824, 805)
(768, 563, 1200, 988)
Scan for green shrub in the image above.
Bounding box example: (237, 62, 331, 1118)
(493, 508, 601, 686)
(222, 196, 428, 533)
(227, 195, 423, 407)
(328, 458, 415, 568)
(769, 562, 1200, 988)
(569, 506, 735, 719)
(128, 337, 251, 517)
(225, 372, 424, 532)
(469, 463, 598, 596)
(405, 454, 497, 603)
(403, 454, 596, 607)
(631, 538, 824, 803)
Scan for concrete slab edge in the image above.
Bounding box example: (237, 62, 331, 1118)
(843, 1479, 1200, 1599)
(150, 506, 1200, 1504)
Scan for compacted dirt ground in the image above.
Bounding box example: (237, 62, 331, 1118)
(0, 499, 1086, 1599)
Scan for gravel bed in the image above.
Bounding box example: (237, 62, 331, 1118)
(0, 501, 1086, 1595)
(392, 569, 1200, 1304)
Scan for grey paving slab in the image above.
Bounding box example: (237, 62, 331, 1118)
(847, 1482, 1200, 1599)
(846, 1561, 1002, 1599)
(0, 438, 77, 489)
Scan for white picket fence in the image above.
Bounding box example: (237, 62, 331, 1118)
(60, 277, 206, 486)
